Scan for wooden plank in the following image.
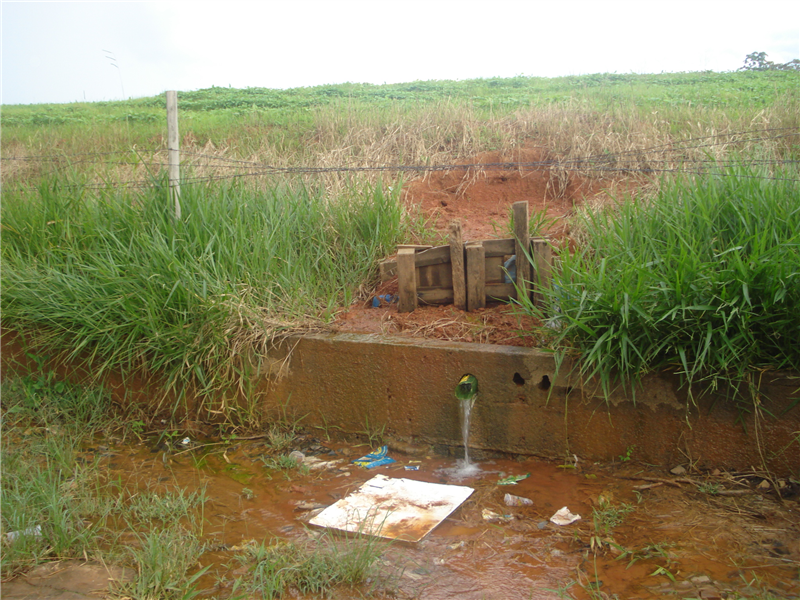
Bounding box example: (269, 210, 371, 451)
(466, 242, 486, 311)
(485, 283, 517, 301)
(397, 248, 417, 313)
(380, 260, 397, 282)
(513, 201, 531, 303)
(482, 238, 515, 257)
(397, 244, 433, 251)
(414, 245, 451, 268)
(485, 255, 506, 283)
(417, 263, 452, 289)
(449, 220, 466, 310)
(418, 288, 455, 304)
(532, 237, 553, 311)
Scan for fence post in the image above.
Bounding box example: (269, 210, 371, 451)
(166, 90, 181, 220)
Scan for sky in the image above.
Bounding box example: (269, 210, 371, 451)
(1, 0, 799, 105)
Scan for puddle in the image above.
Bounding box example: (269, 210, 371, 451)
(62, 433, 800, 598)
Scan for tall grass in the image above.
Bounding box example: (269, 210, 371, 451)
(1, 174, 419, 410)
(519, 161, 800, 404)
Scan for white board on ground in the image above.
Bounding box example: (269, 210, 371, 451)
(309, 474, 474, 543)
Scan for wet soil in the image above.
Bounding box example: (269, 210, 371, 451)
(333, 150, 635, 343)
(14, 430, 797, 600)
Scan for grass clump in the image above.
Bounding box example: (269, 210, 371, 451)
(232, 532, 388, 599)
(1, 175, 419, 413)
(522, 161, 800, 405)
(0, 373, 114, 577)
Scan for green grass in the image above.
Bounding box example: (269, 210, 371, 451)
(1, 373, 211, 597)
(232, 532, 389, 599)
(518, 161, 800, 408)
(1, 175, 421, 413)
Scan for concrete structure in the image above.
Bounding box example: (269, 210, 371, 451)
(261, 334, 800, 474)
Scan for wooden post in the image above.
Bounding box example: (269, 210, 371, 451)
(532, 238, 552, 310)
(397, 247, 417, 313)
(449, 220, 466, 310)
(166, 91, 181, 220)
(513, 201, 530, 303)
(466, 242, 486, 311)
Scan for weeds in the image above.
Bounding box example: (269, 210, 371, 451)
(232, 530, 389, 598)
(2, 176, 417, 417)
(111, 524, 208, 600)
(518, 161, 800, 412)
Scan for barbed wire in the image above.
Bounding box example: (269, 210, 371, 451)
(3, 127, 798, 189)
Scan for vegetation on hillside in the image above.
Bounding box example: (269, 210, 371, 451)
(2, 68, 799, 413)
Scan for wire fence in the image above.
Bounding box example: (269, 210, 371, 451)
(2, 127, 799, 189)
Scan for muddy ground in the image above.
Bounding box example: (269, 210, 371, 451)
(4, 430, 798, 600)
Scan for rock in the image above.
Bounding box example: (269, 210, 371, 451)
(690, 575, 711, 585)
(711, 468, 721, 476)
(757, 479, 771, 490)
(698, 586, 722, 599)
(670, 465, 687, 476)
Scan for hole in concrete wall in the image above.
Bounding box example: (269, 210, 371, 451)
(539, 375, 551, 391)
(513, 372, 525, 386)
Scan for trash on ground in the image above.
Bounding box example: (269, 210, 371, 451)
(497, 473, 530, 485)
(6, 525, 42, 542)
(302, 455, 343, 470)
(289, 450, 343, 470)
(352, 445, 396, 469)
(549, 506, 581, 525)
(504, 493, 533, 506)
(371, 294, 395, 307)
(404, 465, 420, 471)
(309, 474, 473, 542)
(482, 508, 512, 523)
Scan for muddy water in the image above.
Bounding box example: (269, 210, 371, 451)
(88, 433, 800, 600)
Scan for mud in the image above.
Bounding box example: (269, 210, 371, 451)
(12, 430, 797, 600)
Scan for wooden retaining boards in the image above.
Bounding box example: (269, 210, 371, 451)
(382, 202, 552, 313)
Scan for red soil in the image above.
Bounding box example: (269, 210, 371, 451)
(332, 148, 630, 345)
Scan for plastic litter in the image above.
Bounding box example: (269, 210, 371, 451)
(371, 294, 395, 307)
(352, 445, 396, 469)
(6, 525, 42, 542)
(549, 506, 581, 525)
(502, 255, 517, 284)
(504, 493, 533, 506)
(404, 465, 420, 471)
(497, 473, 530, 485)
(482, 508, 512, 523)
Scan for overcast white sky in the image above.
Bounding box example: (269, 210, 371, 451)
(2, 0, 799, 105)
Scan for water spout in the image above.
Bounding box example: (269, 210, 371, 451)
(455, 374, 478, 468)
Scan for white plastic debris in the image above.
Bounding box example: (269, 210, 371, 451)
(549, 506, 581, 526)
(6, 525, 42, 542)
(504, 493, 533, 506)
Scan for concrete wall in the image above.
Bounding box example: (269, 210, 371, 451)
(3, 329, 799, 474)
(261, 334, 800, 474)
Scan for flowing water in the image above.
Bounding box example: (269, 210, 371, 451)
(67, 431, 800, 599)
(7, 428, 799, 600)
